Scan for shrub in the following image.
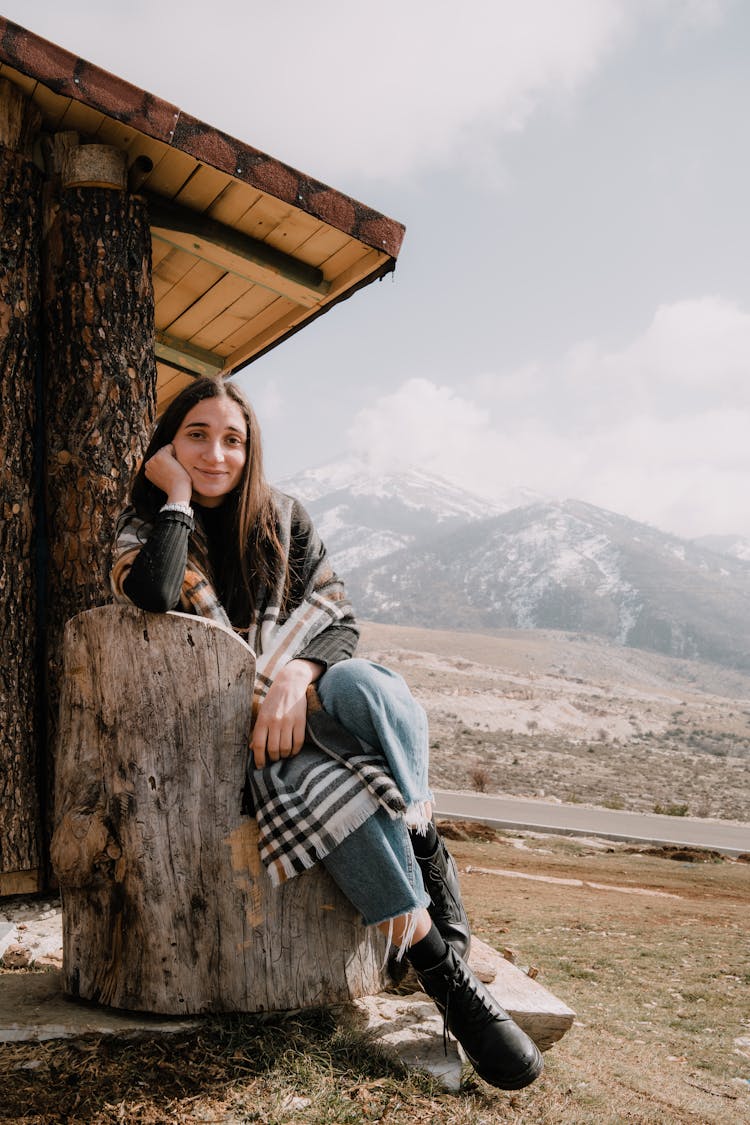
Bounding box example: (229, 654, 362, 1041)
(603, 795, 625, 810)
(468, 766, 491, 793)
(653, 802, 689, 816)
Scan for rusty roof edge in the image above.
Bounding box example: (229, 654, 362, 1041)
(0, 18, 406, 259)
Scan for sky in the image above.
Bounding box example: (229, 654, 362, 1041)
(10, 0, 750, 538)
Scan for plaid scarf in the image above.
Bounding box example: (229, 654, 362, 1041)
(111, 492, 406, 884)
(251, 689, 405, 885)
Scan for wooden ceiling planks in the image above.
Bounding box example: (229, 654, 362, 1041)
(150, 237, 173, 271)
(0, 18, 404, 398)
(58, 98, 105, 135)
(206, 180, 264, 228)
(233, 194, 295, 244)
(327, 248, 384, 300)
(141, 145, 196, 197)
(152, 243, 208, 290)
(319, 239, 373, 283)
(174, 163, 234, 212)
(188, 285, 277, 352)
(263, 209, 325, 259)
(168, 272, 252, 341)
(292, 225, 351, 270)
(24, 79, 71, 128)
(156, 365, 195, 405)
(218, 293, 294, 356)
(154, 256, 226, 331)
(94, 116, 167, 170)
(223, 301, 311, 371)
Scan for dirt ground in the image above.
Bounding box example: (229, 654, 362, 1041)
(359, 622, 750, 821)
(2, 827, 749, 1125)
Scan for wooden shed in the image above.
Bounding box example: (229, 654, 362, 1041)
(0, 18, 405, 895)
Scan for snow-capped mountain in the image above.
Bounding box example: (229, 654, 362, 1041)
(346, 499, 750, 669)
(276, 459, 539, 574)
(274, 462, 750, 669)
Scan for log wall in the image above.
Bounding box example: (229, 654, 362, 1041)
(41, 183, 157, 841)
(0, 82, 43, 888)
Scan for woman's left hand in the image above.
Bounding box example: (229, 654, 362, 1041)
(250, 659, 321, 769)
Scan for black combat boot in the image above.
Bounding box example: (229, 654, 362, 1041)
(412, 828, 471, 960)
(414, 944, 543, 1090)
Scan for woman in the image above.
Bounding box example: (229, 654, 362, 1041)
(111, 376, 542, 1091)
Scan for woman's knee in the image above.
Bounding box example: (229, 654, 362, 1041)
(319, 658, 410, 707)
(318, 658, 426, 727)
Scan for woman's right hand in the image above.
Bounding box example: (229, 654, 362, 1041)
(144, 444, 193, 503)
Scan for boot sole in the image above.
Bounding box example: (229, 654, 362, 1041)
(457, 1038, 544, 1090)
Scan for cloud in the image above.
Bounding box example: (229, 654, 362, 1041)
(8, 0, 724, 185)
(348, 295, 750, 537)
(347, 378, 492, 472)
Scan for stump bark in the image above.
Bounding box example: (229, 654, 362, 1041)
(52, 605, 388, 1013)
(0, 81, 43, 885)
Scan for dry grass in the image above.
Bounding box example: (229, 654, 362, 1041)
(2, 831, 749, 1124)
(456, 831, 750, 1124)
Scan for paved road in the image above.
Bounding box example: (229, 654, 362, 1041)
(433, 790, 750, 857)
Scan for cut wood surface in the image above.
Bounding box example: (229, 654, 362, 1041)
(61, 143, 127, 190)
(52, 605, 388, 1015)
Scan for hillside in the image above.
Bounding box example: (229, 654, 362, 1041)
(357, 622, 750, 821)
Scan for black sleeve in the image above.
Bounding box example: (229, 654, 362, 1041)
(122, 510, 194, 612)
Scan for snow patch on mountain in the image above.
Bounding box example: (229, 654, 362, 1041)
(275, 459, 523, 572)
(276, 458, 541, 520)
(694, 533, 750, 563)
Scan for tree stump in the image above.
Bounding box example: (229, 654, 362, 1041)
(51, 605, 388, 1014)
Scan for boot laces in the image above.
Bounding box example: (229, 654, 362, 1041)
(441, 963, 496, 1054)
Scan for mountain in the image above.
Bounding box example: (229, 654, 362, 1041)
(346, 499, 750, 669)
(275, 462, 750, 669)
(276, 459, 539, 573)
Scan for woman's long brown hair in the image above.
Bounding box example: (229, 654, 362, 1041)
(130, 377, 285, 624)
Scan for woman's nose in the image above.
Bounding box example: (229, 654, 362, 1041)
(202, 441, 224, 463)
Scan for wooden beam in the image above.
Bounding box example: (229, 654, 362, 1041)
(148, 197, 330, 310)
(154, 330, 224, 377)
(0, 75, 41, 154)
(0, 869, 42, 897)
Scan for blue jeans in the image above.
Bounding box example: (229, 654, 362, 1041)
(314, 659, 432, 927)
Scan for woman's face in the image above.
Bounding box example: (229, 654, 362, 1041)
(171, 396, 248, 507)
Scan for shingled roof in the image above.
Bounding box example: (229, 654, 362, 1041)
(0, 18, 405, 404)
